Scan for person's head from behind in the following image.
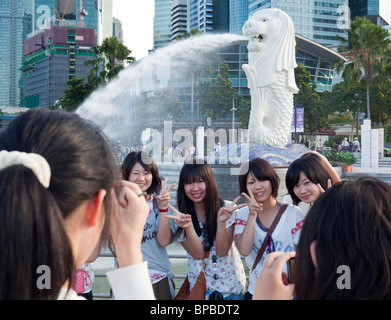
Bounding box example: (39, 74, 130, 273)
(120, 151, 161, 196)
(285, 153, 331, 205)
(177, 159, 222, 245)
(295, 177, 391, 299)
(238, 158, 279, 203)
(0, 108, 117, 299)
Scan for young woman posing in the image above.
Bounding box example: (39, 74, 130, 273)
(167, 160, 247, 300)
(234, 158, 305, 300)
(121, 151, 177, 300)
(0, 109, 154, 300)
(284, 151, 341, 212)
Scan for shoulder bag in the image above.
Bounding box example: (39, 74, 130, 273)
(175, 251, 209, 300)
(251, 203, 288, 272)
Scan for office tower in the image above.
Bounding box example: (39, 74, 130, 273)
(154, 0, 172, 49)
(0, 0, 32, 108)
(248, 0, 348, 47)
(113, 17, 124, 43)
(229, 0, 249, 34)
(171, 0, 188, 40)
(99, 0, 113, 44)
(349, 0, 391, 25)
(187, 0, 213, 33)
(213, 0, 229, 32)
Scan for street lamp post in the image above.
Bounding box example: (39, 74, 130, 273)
(230, 97, 237, 131)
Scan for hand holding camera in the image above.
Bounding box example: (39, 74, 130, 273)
(252, 251, 296, 300)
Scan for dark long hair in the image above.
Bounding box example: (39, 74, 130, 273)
(177, 160, 224, 246)
(285, 153, 332, 205)
(0, 108, 117, 299)
(238, 158, 280, 198)
(0, 166, 73, 299)
(294, 177, 391, 299)
(120, 151, 162, 195)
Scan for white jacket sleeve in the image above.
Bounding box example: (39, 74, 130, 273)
(106, 261, 156, 300)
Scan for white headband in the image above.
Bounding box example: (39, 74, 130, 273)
(0, 150, 51, 188)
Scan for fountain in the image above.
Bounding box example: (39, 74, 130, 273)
(75, 9, 309, 201)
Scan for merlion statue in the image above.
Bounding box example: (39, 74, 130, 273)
(242, 8, 298, 147)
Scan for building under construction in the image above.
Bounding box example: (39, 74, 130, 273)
(22, 25, 96, 109)
(22, 0, 101, 108)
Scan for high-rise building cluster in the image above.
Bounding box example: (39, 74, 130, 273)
(0, 0, 122, 110)
(0, 0, 389, 129)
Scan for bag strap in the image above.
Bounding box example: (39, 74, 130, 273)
(152, 196, 159, 218)
(251, 203, 288, 272)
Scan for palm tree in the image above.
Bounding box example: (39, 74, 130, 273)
(335, 17, 391, 120)
(85, 36, 135, 87)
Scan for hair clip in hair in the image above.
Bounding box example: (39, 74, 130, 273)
(0, 150, 51, 188)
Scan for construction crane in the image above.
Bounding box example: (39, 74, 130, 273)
(79, 0, 88, 27)
(53, 0, 70, 23)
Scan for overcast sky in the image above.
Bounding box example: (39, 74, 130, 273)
(113, 0, 155, 60)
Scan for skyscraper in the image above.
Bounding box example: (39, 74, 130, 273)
(229, 0, 249, 34)
(113, 17, 124, 43)
(0, 0, 32, 108)
(349, 0, 391, 25)
(187, 0, 213, 33)
(171, 0, 187, 40)
(154, 0, 172, 49)
(248, 0, 348, 47)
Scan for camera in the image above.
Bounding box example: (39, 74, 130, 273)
(209, 290, 224, 300)
(287, 257, 295, 284)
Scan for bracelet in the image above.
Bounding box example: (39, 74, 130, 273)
(158, 208, 169, 212)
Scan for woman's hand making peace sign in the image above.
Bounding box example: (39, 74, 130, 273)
(242, 188, 263, 216)
(217, 195, 248, 224)
(166, 204, 192, 229)
(155, 177, 176, 210)
(165, 204, 204, 260)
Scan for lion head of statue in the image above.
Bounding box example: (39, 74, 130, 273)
(242, 8, 298, 93)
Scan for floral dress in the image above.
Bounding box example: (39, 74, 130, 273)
(178, 202, 246, 299)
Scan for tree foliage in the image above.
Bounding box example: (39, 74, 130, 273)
(196, 59, 239, 121)
(85, 36, 135, 88)
(335, 17, 391, 120)
(294, 64, 327, 132)
(52, 77, 93, 112)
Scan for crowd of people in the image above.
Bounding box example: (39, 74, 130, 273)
(0, 108, 390, 300)
(338, 137, 361, 153)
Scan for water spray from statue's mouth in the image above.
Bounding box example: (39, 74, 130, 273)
(250, 34, 264, 43)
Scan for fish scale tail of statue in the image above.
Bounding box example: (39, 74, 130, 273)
(242, 8, 299, 148)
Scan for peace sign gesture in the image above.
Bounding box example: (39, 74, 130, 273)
(166, 204, 192, 229)
(217, 196, 248, 224)
(242, 188, 263, 216)
(317, 178, 332, 194)
(155, 177, 176, 210)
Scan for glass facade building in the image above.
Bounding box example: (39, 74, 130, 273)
(248, 0, 348, 47)
(349, 0, 391, 25)
(154, 0, 172, 49)
(0, 0, 32, 108)
(229, 0, 249, 34)
(187, 0, 213, 33)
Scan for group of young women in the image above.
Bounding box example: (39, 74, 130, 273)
(1, 108, 391, 300)
(120, 146, 341, 300)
